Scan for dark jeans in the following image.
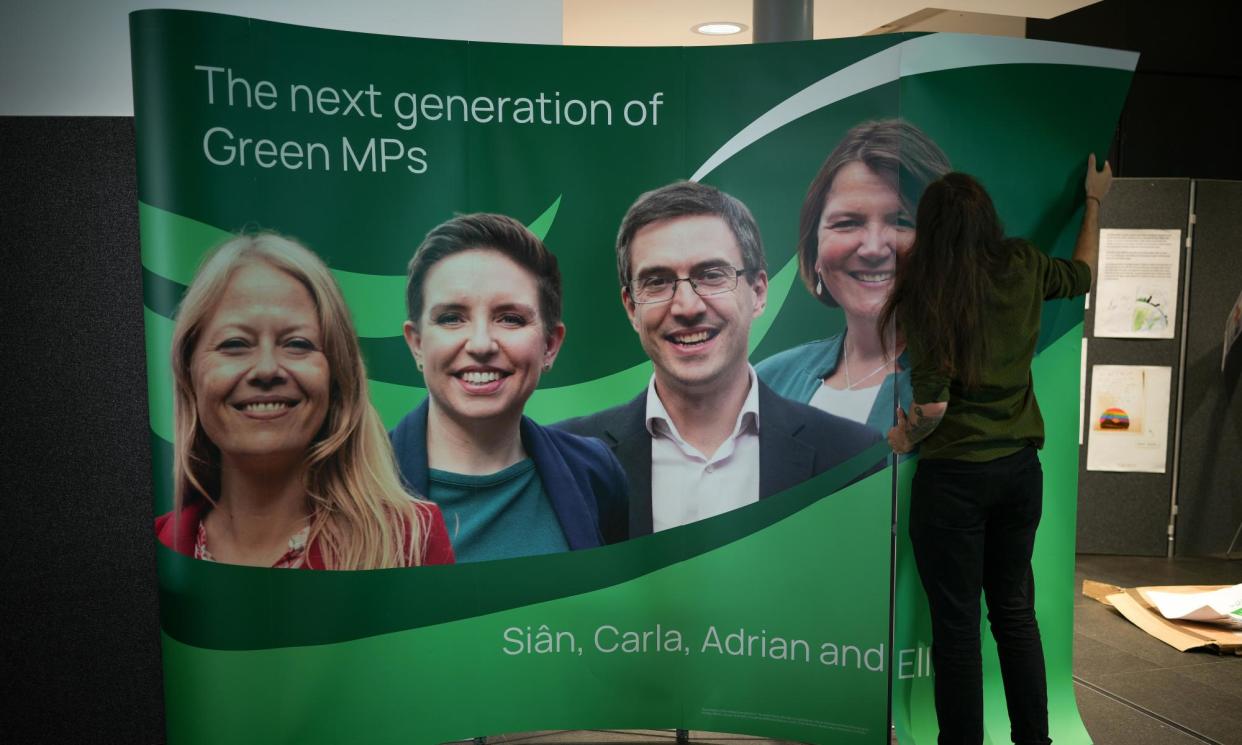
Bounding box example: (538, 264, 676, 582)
(910, 446, 1051, 745)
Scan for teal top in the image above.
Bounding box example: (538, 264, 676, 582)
(755, 332, 912, 437)
(904, 241, 1092, 462)
(428, 459, 569, 563)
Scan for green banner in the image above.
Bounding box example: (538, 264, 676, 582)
(132, 10, 1134, 744)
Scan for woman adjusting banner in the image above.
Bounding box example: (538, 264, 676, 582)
(881, 155, 1112, 744)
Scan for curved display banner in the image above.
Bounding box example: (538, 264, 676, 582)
(131, 10, 1135, 744)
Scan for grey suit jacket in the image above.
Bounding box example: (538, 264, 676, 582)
(554, 379, 881, 537)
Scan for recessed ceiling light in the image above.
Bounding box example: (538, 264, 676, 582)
(693, 22, 746, 36)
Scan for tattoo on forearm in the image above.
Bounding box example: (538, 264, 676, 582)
(907, 405, 943, 444)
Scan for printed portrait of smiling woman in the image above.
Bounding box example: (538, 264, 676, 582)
(155, 232, 455, 569)
(757, 119, 951, 436)
(390, 213, 628, 562)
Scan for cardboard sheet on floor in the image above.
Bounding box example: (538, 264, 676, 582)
(1082, 580, 1242, 654)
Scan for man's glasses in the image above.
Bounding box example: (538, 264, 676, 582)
(627, 265, 750, 304)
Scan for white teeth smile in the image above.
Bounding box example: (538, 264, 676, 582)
(672, 331, 711, 345)
(852, 271, 893, 283)
(241, 401, 291, 412)
(460, 371, 502, 384)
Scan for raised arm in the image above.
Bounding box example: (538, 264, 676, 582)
(1074, 153, 1113, 287)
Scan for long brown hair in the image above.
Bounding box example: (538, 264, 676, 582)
(879, 173, 1016, 390)
(172, 232, 431, 569)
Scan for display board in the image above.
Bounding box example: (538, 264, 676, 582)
(131, 11, 1134, 743)
(1078, 180, 1188, 556)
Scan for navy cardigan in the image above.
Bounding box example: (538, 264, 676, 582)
(390, 400, 629, 550)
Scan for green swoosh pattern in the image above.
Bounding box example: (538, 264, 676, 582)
(160, 441, 891, 651)
(138, 196, 562, 340)
(151, 325, 1088, 745)
(160, 463, 894, 744)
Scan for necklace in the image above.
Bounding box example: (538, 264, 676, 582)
(843, 336, 892, 390)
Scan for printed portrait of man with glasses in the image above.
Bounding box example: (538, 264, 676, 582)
(557, 181, 880, 537)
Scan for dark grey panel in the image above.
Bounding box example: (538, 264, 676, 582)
(0, 117, 163, 744)
(1078, 179, 1189, 556)
(1027, 0, 1242, 181)
(1174, 180, 1242, 557)
(1118, 74, 1242, 181)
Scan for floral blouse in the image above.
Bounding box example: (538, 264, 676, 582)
(194, 520, 311, 568)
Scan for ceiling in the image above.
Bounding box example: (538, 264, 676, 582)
(564, 1, 1099, 45)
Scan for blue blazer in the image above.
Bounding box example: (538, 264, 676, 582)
(755, 333, 912, 436)
(390, 400, 628, 550)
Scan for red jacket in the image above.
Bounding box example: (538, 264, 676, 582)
(155, 499, 455, 568)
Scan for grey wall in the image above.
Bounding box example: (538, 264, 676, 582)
(1, 116, 163, 743)
(0, 1, 563, 115)
(1076, 178, 1242, 557)
(1077, 179, 1189, 556)
(1174, 181, 1242, 557)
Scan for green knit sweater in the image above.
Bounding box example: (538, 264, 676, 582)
(905, 240, 1091, 462)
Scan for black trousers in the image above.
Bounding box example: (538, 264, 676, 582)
(909, 446, 1051, 745)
